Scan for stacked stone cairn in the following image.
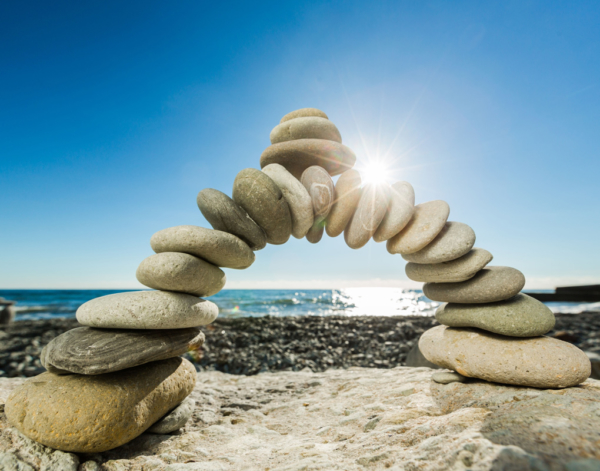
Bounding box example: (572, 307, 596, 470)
(5, 107, 591, 454)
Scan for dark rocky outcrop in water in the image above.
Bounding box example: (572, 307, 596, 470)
(1, 313, 599, 377)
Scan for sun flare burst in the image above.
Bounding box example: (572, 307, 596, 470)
(356, 157, 395, 187)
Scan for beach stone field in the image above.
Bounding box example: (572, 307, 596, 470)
(1, 314, 600, 379)
(0, 107, 597, 468)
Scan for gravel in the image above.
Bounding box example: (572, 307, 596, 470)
(1, 313, 599, 378)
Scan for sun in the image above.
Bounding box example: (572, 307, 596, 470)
(356, 158, 394, 186)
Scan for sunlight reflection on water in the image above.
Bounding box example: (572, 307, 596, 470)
(213, 287, 439, 318)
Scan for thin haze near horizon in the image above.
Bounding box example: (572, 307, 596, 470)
(1, 1, 599, 290)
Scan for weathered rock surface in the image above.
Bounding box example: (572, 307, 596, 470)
(280, 107, 328, 123)
(147, 397, 195, 434)
(420, 325, 591, 388)
(387, 200, 450, 254)
(262, 164, 313, 239)
(424, 266, 526, 303)
(260, 139, 356, 179)
(41, 327, 204, 375)
(405, 247, 493, 283)
(326, 169, 362, 237)
(76, 291, 218, 330)
(196, 188, 267, 251)
(232, 168, 292, 245)
(270, 117, 341, 144)
(344, 184, 391, 249)
(301, 165, 335, 223)
(373, 181, 415, 243)
(5, 358, 196, 453)
(136, 252, 226, 297)
(1, 367, 599, 470)
(150, 225, 255, 269)
(436, 294, 556, 337)
(402, 221, 476, 264)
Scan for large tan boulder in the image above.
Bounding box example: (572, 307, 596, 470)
(419, 325, 591, 388)
(5, 357, 196, 453)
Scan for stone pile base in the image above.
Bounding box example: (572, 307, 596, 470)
(1, 367, 599, 471)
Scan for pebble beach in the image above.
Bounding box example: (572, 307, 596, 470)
(2, 312, 599, 378)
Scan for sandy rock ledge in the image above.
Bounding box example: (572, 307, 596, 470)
(1, 367, 599, 471)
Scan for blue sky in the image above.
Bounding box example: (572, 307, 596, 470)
(1, 1, 599, 290)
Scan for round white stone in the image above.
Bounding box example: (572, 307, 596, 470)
(76, 291, 219, 329)
(402, 222, 475, 264)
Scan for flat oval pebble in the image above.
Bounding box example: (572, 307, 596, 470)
(387, 200, 450, 254)
(344, 184, 391, 249)
(301, 166, 335, 223)
(42, 326, 205, 375)
(136, 252, 226, 297)
(151, 225, 255, 269)
(423, 266, 525, 304)
(431, 371, 468, 384)
(419, 325, 591, 388)
(325, 169, 362, 237)
(77, 291, 218, 329)
(260, 139, 356, 179)
(306, 223, 324, 244)
(280, 107, 328, 123)
(405, 248, 493, 283)
(402, 221, 475, 264)
(373, 181, 415, 242)
(147, 396, 195, 434)
(435, 293, 555, 337)
(5, 357, 196, 453)
(197, 189, 266, 251)
(262, 163, 313, 239)
(270, 117, 341, 144)
(233, 168, 292, 245)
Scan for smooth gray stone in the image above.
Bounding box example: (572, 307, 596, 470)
(405, 342, 442, 369)
(435, 294, 555, 337)
(136, 252, 226, 297)
(325, 169, 362, 238)
(280, 107, 329, 123)
(301, 165, 335, 223)
(40, 345, 72, 375)
(77, 291, 218, 329)
(387, 200, 450, 255)
(42, 327, 204, 375)
(233, 168, 292, 245)
(373, 181, 415, 243)
(270, 117, 341, 144)
(197, 188, 266, 251)
(260, 139, 356, 179)
(402, 222, 476, 264)
(344, 184, 391, 249)
(147, 396, 195, 434)
(151, 225, 255, 269)
(423, 266, 526, 304)
(405, 248, 493, 283)
(262, 164, 313, 239)
(306, 223, 324, 244)
(431, 371, 468, 384)
(586, 351, 600, 380)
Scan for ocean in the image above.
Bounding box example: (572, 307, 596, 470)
(1, 289, 599, 321)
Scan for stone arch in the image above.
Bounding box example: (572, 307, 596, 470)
(10, 107, 590, 455)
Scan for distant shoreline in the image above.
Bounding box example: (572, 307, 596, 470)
(1, 312, 599, 378)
